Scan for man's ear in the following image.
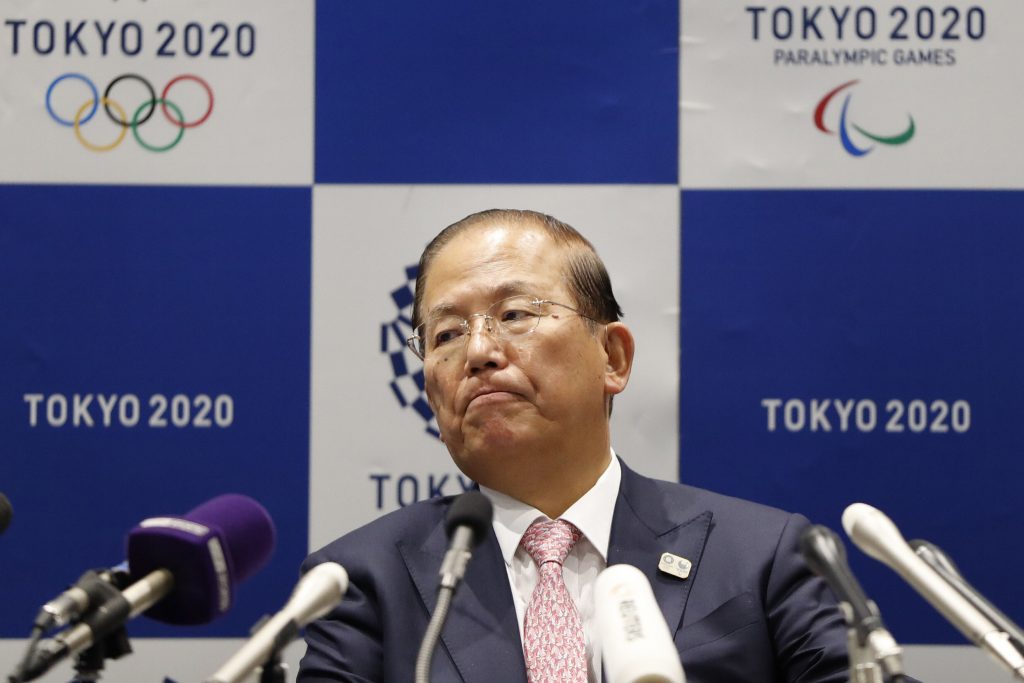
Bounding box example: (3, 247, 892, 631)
(603, 322, 634, 396)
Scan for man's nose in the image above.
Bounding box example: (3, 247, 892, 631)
(465, 315, 506, 371)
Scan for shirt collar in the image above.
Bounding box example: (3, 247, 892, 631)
(480, 450, 622, 567)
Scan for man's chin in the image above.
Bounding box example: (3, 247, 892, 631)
(451, 429, 537, 478)
(465, 418, 534, 452)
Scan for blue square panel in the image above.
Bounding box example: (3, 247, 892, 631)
(681, 189, 1024, 643)
(0, 185, 311, 638)
(315, 1, 678, 183)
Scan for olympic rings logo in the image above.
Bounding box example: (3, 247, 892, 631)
(45, 73, 214, 153)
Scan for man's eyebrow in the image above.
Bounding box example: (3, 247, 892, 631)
(426, 281, 535, 319)
(426, 302, 459, 318)
(493, 280, 533, 298)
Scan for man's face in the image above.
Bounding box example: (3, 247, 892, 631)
(419, 222, 614, 491)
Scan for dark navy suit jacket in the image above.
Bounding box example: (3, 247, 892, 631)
(298, 460, 851, 682)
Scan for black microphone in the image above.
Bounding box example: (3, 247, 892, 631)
(910, 539, 1024, 654)
(415, 491, 493, 683)
(0, 493, 11, 536)
(439, 491, 493, 590)
(799, 524, 904, 678)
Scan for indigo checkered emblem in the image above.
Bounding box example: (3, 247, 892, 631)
(380, 264, 439, 438)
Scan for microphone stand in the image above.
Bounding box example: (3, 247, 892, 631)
(846, 625, 883, 683)
(8, 570, 133, 683)
(67, 569, 134, 683)
(845, 631, 908, 683)
(69, 627, 132, 683)
(10, 570, 128, 683)
(240, 613, 300, 683)
(836, 601, 903, 683)
(258, 651, 286, 683)
(414, 586, 455, 683)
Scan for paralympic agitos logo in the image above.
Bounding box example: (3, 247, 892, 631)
(814, 79, 915, 157)
(45, 72, 214, 152)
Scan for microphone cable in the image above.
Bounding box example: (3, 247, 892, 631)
(8, 626, 43, 683)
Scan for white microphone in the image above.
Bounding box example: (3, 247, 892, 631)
(205, 562, 348, 683)
(595, 564, 685, 683)
(843, 503, 1024, 680)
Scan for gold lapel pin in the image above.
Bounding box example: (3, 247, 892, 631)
(658, 552, 692, 580)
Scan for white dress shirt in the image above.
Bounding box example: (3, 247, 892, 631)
(479, 451, 621, 683)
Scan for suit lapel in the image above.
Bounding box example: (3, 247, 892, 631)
(608, 461, 713, 634)
(401, 515, 526, 683)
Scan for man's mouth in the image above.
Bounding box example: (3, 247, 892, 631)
(466, 389, 519, 410)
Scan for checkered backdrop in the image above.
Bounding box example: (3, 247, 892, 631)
(1, 1, 1022, 680)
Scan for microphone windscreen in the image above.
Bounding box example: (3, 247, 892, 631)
(126, 494, 276, 625)
(184, 494, 276, 583)
(444, 491, 493, 545)
(595, 564, 685, 683)
(0, 492, 11, 535)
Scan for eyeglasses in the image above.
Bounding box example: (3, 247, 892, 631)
(406, 294, 598, 360)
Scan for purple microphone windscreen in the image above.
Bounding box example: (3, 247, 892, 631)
(126, 493, 276, 625)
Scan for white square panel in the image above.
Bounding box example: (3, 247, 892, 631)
(0, 0, 313, 185)
(310, 185, 680, 549)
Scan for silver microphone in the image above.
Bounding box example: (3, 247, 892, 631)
(910, 539, 1024, 654)
(843, 503, 1024, 680)
(205, 562, 348, 683)
(21, 569, 174, 681)
(34, 566, 129, 631)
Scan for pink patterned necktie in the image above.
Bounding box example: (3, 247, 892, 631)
(520, 519, 587, 683)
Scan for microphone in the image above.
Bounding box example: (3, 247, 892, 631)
(414, 491, 494, 683)
(843, 503, 1024, 680)
(799, 525, 903, 678)
(19, 570, 176, 681)
(16, 494, 276, 682)
(438, 490, 493, 590)
(127, 493, 276, 624)
(594, 564, 685, 683)
(910, 539, 1024, 653)
(0, 492, 11, 535)
(205, 562, 348, 683)
(33, 566, 131, 632)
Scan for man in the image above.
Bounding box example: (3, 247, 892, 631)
(298, 209, 850, 682)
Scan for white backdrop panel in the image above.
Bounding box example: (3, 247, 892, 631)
(309, 185, 680, 550)
(0, 0, 312, 185)
(681, 0, 1024, 188)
